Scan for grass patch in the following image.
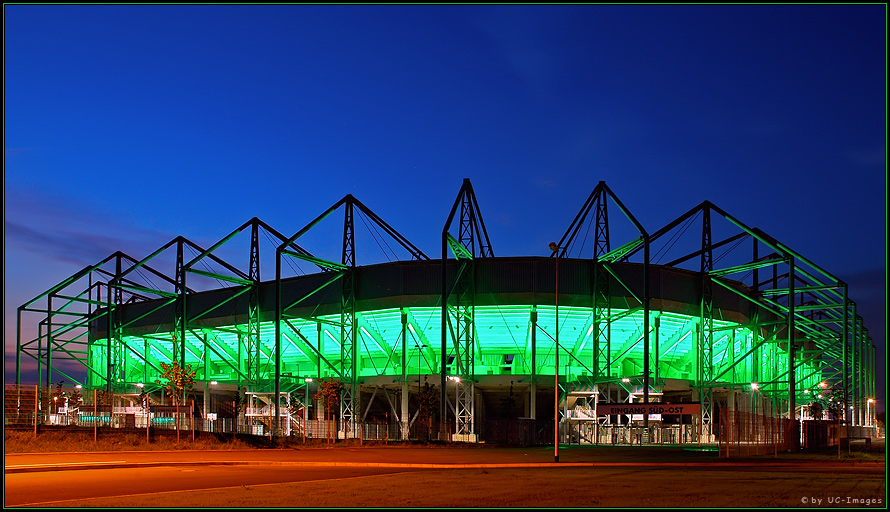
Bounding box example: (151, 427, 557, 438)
(4, 427, 255, 453)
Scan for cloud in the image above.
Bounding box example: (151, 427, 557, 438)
(5, 187, 174, 267)
(5, 220, 162, 267)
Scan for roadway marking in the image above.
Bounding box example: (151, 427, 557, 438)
(5, 460, 127, 469)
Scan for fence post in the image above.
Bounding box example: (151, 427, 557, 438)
(191, 398, 196, 442)
(93, 389, 98, 442)
(837, 419, 841, 460)
(33, 385, 39, 439)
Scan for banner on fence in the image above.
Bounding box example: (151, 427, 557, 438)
(595, 403, 701, 416)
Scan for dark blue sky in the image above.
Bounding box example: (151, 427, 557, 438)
(4, 5, 885, 406)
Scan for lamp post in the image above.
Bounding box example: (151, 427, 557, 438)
(549, 241, 560, 463)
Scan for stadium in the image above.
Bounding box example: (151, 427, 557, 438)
(14, 180, 878, 447)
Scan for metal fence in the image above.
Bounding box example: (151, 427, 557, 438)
(4, 385, 443, 442)
(13, 385, 868, 450)
(718, 407, 791, 457)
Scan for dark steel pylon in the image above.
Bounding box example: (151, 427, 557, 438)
(441, 178, 493, 440)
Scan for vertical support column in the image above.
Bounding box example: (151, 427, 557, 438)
(849, 320, 855, 426)
(455, 195, 476, 441)
(248, 222, 261, 387)
(751, 239, 759, 388)
(440, 236, 448, 437)
(46, 295, 53, 389)
(654, 314, 660, 382)
(699, 208, 714, 442)
(787, 257, 797, 450)
(89, 274, 96, 389)
(729, 330, 736, 383)
(453, 276, 475, 439)
(751, 327, 759, 389)
(203, 332, 210, 425)
(16, 308, 23, 385)
(529, 307, 537, 421)
(842, 287, 849, 431)
(176, 244, 186, 371)
(642, 236, 650, 426)
(274, 248, 282, 434)
(440, 180, 489, 441)
(853, 317, 866, 426)
(316, 321, 322, 378)
(106, 277, 114, 392)
(852, 316, 859, 427)
(340, 199, 358, 438)
(861, 327, 868, 427)
(554, 252, 560, 458)
(593, 262, 611, 382)
(869, 343, 875, 426)
(400, 310, 409, 440)
(592, 192, 611, 384)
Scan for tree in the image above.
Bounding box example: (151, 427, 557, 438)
(808, 401, 823, 420)
(808, 386, 844, 420)
(314, 378, 343, 443)
(155, 361, 196, 442)
(67, 388, 83, 423)
(417, 382, 439, 441)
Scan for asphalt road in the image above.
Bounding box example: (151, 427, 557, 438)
(6, 465, 413, 507)
(5, 446, 885, 508)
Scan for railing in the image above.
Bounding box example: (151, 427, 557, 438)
(5, 385, 430, 441)
(718, 408, 791, 457)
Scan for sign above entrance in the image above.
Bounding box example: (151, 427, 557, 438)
(595, 403, 702, 416)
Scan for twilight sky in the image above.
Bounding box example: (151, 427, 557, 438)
(4, 5, 885, 407)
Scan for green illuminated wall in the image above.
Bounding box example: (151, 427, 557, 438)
(89, 304, 822, 396)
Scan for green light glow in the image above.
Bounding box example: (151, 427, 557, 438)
(89, 304, 822, 394)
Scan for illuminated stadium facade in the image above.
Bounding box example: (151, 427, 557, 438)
(16, 180, 878, 444)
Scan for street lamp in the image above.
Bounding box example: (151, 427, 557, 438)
(549, 241, 560, 463)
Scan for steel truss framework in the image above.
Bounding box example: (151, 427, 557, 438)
(17, 180, 879, 442)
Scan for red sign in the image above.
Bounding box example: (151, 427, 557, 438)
(595, 403, 701, 416)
